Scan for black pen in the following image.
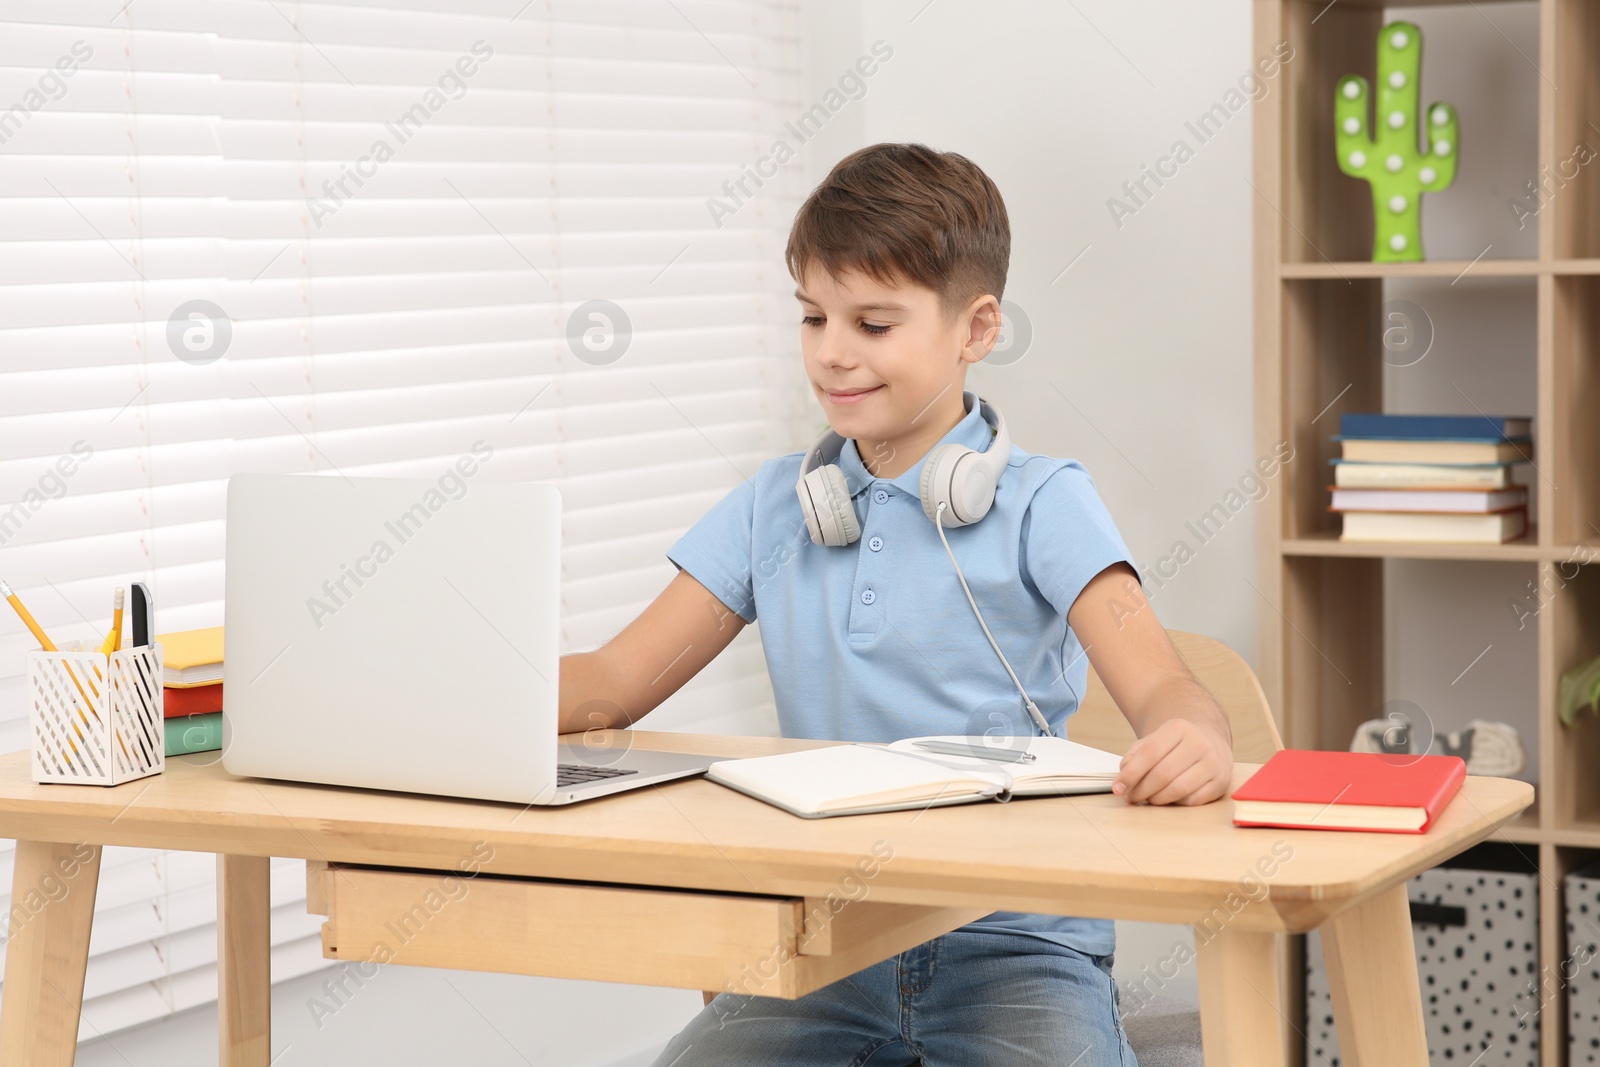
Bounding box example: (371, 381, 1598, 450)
(131, 582, 153, 648)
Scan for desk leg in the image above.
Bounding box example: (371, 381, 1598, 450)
(0, 839, 102, 1067)
(1321, 881, 1427, 1066)
(218, 854, 272, 1067)
(1192, 924, 1290, 1067)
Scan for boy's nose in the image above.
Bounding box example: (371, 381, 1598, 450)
(812, 330, 854, 368)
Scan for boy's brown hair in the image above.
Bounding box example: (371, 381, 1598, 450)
(785, 142, 1010, 324)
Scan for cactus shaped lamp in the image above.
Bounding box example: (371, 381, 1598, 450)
(1334, 21, 1458, 262)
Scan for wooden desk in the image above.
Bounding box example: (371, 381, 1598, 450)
(0, 731, 1533, 1067)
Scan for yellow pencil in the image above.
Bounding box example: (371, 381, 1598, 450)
(3, 577, 56, 652)
(1, 578, 96, 765)
(96, 587, 133, 764)
(98, 587, 124, 656)
(1, 575, 103, 742)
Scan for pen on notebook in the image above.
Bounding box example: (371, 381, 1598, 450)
(912, 739, 1037, 764)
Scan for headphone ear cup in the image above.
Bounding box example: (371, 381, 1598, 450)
(818, 464, 860, 545)
(920, 443, 964, 525)
(800, 464, 860, 546)
(950, 450, 997, 523)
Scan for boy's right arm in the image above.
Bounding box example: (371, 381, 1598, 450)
(557, 569, 748, 734)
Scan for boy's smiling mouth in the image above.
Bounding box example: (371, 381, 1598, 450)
(825, 385, 883, 404)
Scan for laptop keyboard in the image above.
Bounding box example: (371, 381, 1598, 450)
(556, 763, 640, 789)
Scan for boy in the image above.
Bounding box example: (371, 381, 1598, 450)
(558, 143, 1234, 1066)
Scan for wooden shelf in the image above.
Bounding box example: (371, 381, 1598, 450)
(1536, 821, 1600, 848)
(1498, 799, 1543, 844)
(1281, 528, 1546, 561)
(1255, 0, 1600, 1062)
(1279, 259, 1600, 278)
(1304, 0, 1535, 8)
(1280, 259, 1541, 279)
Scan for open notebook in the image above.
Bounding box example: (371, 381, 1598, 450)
(703, 735, 1125, 818)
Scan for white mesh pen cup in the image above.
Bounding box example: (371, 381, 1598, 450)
(27, 640, 164, 785)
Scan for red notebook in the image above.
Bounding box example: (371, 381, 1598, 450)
(1230, 749, 1466, 833)
(163, 682, 223, 719)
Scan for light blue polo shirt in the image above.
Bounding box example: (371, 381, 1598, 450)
(666, 394, 1140, 956)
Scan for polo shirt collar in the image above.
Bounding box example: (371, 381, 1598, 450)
(835, 389, 994, 498)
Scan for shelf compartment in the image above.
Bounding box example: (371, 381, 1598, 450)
(1279, 2, 1541, 264)
(1279, 556, 1385, 752)
(1550, 275, 1600, 547)
(1549, 0, 1600, 260)
(1281, 272, 1538, 547)
(1282, 277, 1383, 543)
(1548, 563, 1600, 831)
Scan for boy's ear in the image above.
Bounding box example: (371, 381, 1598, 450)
(962, 294, 1004, 361)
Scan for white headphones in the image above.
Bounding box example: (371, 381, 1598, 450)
(792, 390, 1055, 738)
(795, 390, 1012, 547)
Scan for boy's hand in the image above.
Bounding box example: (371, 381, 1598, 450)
(1112, 716, 1233, 806)
(1066, 562, 1237, 807)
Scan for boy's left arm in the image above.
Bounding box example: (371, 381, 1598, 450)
(1065, 561, 1234, 806)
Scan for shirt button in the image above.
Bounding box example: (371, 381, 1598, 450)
(861, 589, 875, 605)
(868, 536, 883, 552)
(872, 489, 889, 504)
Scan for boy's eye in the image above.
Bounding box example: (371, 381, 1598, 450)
(798, 315, 891, 336)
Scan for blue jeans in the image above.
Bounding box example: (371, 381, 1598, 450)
(650, 929, 1138, 1066)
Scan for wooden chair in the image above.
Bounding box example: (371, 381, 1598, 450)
(700, 630, 1282, 1067)
(1069, 629, 1282, 763)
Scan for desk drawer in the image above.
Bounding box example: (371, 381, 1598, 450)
(307, 862, 985, 999)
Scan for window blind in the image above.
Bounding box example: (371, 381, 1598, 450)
(0, 0, 804, 1038)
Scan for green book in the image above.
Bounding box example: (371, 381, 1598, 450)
(165, 712, 222, 756)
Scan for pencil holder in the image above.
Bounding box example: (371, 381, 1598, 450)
(27, 641, 164, 786)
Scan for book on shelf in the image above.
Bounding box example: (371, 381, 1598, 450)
(1328, 485, 1527, 514)
(163, 682, 223, 718)
(1337, 506, 1528, 544)
(704, 734, 1124, 818)
(165, 712, 222, 756)
(1231, 749, 1466, 833)
(1330, 460, 1518, 490)
(1335, 437, 1532, 465)
(1338, 413, 1531, 439)
(155, 625, 223, 687)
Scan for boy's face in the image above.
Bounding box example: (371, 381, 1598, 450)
(794, 265, 999, 471)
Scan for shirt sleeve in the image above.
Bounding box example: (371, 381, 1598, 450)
(1020, 461, 1140, 619)
(665, 474, 759, 624)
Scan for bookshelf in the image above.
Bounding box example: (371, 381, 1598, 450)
(1252, 0, 1600, 1063)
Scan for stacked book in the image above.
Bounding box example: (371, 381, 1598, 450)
(157, 626, 224, 756)
(1331, 413, 1531, 544)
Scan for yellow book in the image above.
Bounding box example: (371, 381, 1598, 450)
(156, 625, 224, 687)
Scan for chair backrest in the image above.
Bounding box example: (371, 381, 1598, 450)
(1066, 630, 1282, 764)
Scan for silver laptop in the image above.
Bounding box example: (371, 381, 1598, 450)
(222, 471, 717, 805)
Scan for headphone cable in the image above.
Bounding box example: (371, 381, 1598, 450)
(934, 501, 1055, 738)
